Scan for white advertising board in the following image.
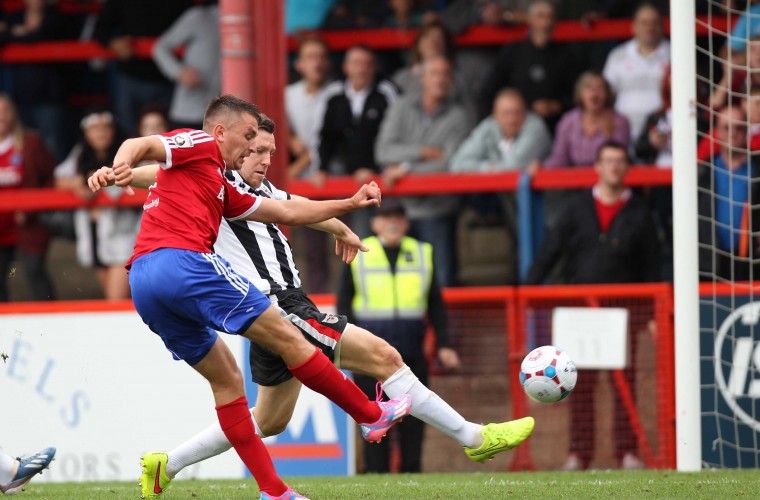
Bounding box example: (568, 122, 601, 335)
(551, 307, 629, 370)
(0, 311, 249, 483)
(0, 302, 355, 484)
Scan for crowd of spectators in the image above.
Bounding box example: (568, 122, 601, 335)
(0, 0, 750, 302)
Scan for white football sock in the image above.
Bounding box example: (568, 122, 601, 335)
(166, 407, 263, 478)
(0, 448, 17, 484)
(381, 365, 483, 448)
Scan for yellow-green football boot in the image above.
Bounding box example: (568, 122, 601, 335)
(464, 417, 535, 463)
(139, 452, 172, 498)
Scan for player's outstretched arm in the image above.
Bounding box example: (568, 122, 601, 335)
(247, 181, 381, 227)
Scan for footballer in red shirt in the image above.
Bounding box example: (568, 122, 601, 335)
(90, 95, 411, 499)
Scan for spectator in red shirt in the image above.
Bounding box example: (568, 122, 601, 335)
(525, 140, 660, 471)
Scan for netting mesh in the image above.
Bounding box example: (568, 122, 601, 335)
(421, 288, 674, 471)
(516, 294, 672, 470)
(695, 0, 760, 468)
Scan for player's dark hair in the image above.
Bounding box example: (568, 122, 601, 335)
(257, 114, 276, 134)
(203, 94, 261, 131)
(595, 140, 630, 163)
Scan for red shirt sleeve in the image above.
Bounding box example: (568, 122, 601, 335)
(155, 129, 218, 168)
(224, 180, 261, 220)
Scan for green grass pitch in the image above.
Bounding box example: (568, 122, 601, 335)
(16, 470, 760, 499)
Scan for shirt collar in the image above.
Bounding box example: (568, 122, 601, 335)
(629, 38, 668, 59)
(592, 184, 632, 204)
(344, 81, 371, 101)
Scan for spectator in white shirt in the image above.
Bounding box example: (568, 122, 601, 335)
(602, 2, 670, 142)
(285, 36, 332, 180)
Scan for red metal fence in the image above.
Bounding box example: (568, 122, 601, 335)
(0, 283, 677, 471)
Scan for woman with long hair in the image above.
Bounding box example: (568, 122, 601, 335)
(0, 93, 55, 301)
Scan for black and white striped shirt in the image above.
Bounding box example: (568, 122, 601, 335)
(214, 171, 301, 295)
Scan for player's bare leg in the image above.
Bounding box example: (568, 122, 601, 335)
(340, 325, 534, 461)
(253, 378, 302, 437)
(191, 337, 247, 405)
(338, 325, 484, 448)
(242, 305, 410, 435)
(191, 338, 288, 495)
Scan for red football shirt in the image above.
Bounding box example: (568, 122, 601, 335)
(0, 137, 23, 247)
(127, 129, 260, 267)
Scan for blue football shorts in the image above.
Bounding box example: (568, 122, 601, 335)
(129, 248, 271, 365)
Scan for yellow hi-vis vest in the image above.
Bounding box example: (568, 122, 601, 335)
(350, 236, 434, 321)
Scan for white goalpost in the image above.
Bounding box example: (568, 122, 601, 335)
(675, 0, 760, 470)
(670, 0, 702, 472)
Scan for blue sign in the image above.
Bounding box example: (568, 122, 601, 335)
(241, 340, 355, 477)
(700, 296, 760, 467)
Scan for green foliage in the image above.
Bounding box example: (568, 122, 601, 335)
(19, 470, 760, 499)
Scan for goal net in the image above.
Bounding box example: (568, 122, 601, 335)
(685, 0, 760, 469)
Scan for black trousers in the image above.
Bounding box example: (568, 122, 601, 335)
(354, 354, 428, 473)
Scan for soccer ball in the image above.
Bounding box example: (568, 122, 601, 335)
(519, 345, 577, 403)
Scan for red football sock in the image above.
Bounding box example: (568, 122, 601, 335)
(289, 348, 381, 424)
(216, 397, 287, 497)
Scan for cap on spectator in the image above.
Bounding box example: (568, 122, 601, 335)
(375, 198, 406, 217)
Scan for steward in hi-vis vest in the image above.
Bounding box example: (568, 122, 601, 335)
(337, 198, 459, 474)
(350, 235, 432, 358)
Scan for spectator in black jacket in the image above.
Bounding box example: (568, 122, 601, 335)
(93, 0, 190, 135)
(317, 45, 398, 236)
(478, 0, 578, 129)
(525, 142, 660, 286)
(525, 140, 660, 471)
